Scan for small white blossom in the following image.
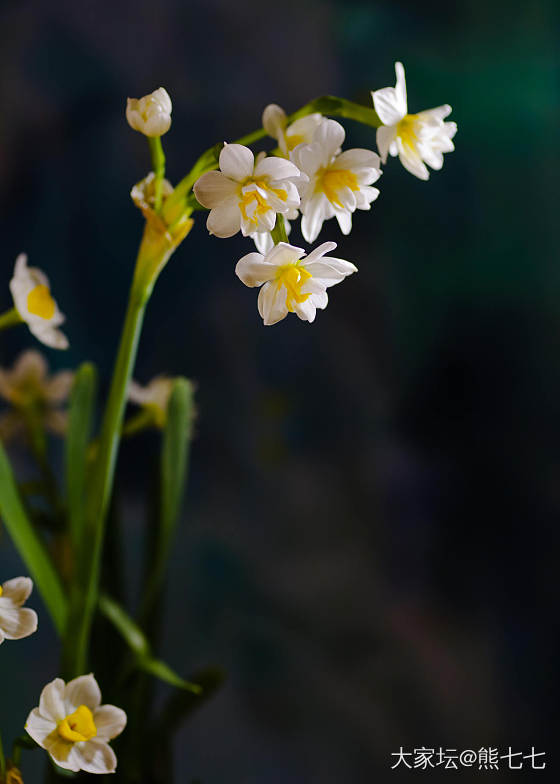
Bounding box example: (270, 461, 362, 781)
(262, 104, 324, 158)
(235, 241, 357, 326)
(126, 87, 172, 137)
(9, 254, 68, 350)
(0, 577, 38, 644)
(292, 120, 382, 243)
(128, 375, 173, 428)
(193, 144, 306, 238)
(372, 61, 457, 180)
(0, 350, 74, 442)
(26, 674, 127, 774)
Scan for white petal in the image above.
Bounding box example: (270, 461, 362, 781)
(258, 282, 288, 326)
(219, 144, 254, 181)
(333, 148, 380, 171)
(235, 253, 274, 287)
(262, 104, 286, 139)
(29, 323, 69, 350)
(25, 708, 56, 745)
(397, 142, 429, 180)
(0, 606, 37, 639)
(335, 210, 352, 235)
(418, 103, 452, 122)
(1, 576, 33, 605)
(394, 62, 407, 114)
(193, 171, 238, 208)
(265, 242, 304, 267)
(93, 705, 127, 741)
(207, 202, 241, 238)
(39, 678, 66, 722)
(312, 119, 346, 160)
(304, 257, 358, 286)
(44, 735, 82, 772)
(251, 231, 274, 255)
(301, 195, 328, 243)
(294, 296, 317, 323)
(64, 674, 102, 713)
(303, 241, 338, 265)
(376, 125, 397, 163)
(74, 739, 117, 774)
(254, 156, 302, 182)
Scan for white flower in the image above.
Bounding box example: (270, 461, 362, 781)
(0, 350, 74, 442)
(235, 241, 357, 326)
(372, 61, 457, 180)
(292, 120, 382, 243)
(262, 104, 324, 158)
(26, 674, 127, 774)
(128, 375, 173, 428)
(9, 255, 68, 350)
(126, 87, 172, 137)
(0, 577, 38, 644)
(250, 213, 294, 255)
(193, 144, 306, 238)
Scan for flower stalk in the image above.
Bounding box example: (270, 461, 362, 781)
(0, 307, 22, 331)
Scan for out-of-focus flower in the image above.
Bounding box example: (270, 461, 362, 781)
(372, 61, 457, 180)
(128, 375, 174, 428)
(235, 241, 357, 325)
(25, 674, 127, 774)
(292, 120, 382, 243)
(0, 351, 74, 442)
(9, 255, 68, 350)
(126, 88, 172, 137)
(4, 763, 24, 784)
(0, 577, 38, 645)
(193, 144, 306, 238)
(262, 104, 324, 158)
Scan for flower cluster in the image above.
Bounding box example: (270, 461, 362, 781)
(193, 61, 455, 326)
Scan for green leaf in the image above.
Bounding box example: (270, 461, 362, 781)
(64, 363, 97, 549)
(98, 593, 201, 694)
(141, 378, 195, 620)
(0, 442, 68, 634)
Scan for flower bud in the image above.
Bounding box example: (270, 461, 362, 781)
(126, 87, 172, 137)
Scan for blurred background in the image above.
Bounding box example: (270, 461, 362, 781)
(1, 0, 558, 781)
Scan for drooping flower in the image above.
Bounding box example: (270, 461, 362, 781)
(262, 104, 325, 158)
(0, 350, 74, 442)
(25, 674, 127, 774)
(292, 120, 382, 243)
(235, 241, 357, 325)
(193, 144, 306, 238)
(0, 577, 38, 644)
(126, 87, 172, 137)
(128, 375, 174, 428)
(9, 255, 68, 350)
(372, 62, 457, 180)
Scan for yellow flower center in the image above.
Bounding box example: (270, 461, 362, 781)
(26, 285, 55, 320)
(57, 705, 97, 743)
(286, 133, 305, 151)
(396, 113, 420, 150)
(239, 180, 288, 225)
(276, 264, 312, 312)
(315, 168, 359, 208)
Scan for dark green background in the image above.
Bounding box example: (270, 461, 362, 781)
(1, 0, 558, 780)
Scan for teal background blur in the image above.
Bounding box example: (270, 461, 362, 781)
(1, 0, 559, 781)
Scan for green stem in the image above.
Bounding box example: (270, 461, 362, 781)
(149, 136, 166, 213)
(0, 307, 22, 331)
(66, 281, 148, 677)
(270, 214, 288, 245)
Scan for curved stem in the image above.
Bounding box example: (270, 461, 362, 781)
(148, 136, 166, 213)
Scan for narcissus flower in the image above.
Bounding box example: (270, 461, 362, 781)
(262, 104, 324, 158)
(0, 350, 74, 442)
(292, 120, 382, 243)
(235, 241, 357, 325)
(128, 375, 174, 428)
(193, 144, 306, 238)
(9, 255, 68, 350)
(0, 577, 38, 644)
(26, 674, 127, 774)
(372, 62, 457, 180)
(126, 87, 172, 137)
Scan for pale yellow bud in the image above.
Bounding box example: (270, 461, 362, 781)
(126, 87, 172, 137)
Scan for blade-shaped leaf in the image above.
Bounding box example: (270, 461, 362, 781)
(98, 593, 201, 694)
(141, 378, 194, 620)
(0, 443, 68, 634)
(65, 362, 97, 549)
